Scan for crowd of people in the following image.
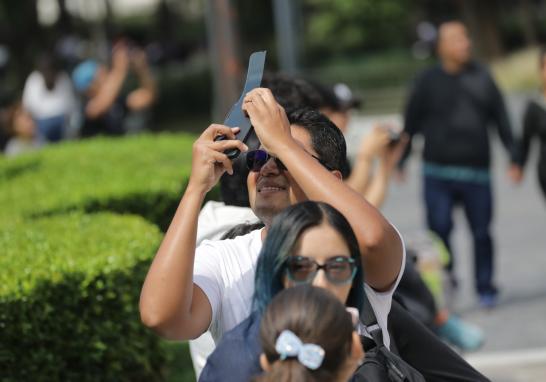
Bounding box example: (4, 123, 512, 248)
(3, 17, 546, 381)
(0, 39, 156, 156)
(139, 20, 546, 381)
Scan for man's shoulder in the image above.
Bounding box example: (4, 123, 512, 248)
(411, 65, 442, 89)
(464, 61, 494, 81)
(200, 312, 262, 382)
(419, 64, 442, 78)
(198, 228, 262, 255)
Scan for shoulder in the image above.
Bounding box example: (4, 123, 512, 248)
(410, 65, 440, 93)
(195, 229, 262, 278)
(467, 62, 496, 83)
(414, 66, 438, 84)
(199, 228, 262, 254)
(201, 313, 262, 382)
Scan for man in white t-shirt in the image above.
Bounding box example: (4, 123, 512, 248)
(190, 200, 259, 378)
(139, 88, 405, 352)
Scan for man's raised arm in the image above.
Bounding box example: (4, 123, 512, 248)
(243, 88, 403, 291)
(139, 125, 247, 340)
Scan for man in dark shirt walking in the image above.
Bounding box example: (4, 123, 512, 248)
(399, 21, 521, 307)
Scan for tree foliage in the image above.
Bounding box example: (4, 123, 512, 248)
(303, 0, 414, 57)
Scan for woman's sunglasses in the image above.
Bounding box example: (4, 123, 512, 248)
(284, 255, 357, 285)
(245, 149, 333, 172)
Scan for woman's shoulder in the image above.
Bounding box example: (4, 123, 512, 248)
(200, 312, 262, 382)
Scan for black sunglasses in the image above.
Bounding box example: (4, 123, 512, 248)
(245, 149, 332, 172)
(246, 149, 287, 172)
(284, 255, 357, 285)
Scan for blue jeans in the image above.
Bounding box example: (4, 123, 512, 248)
(424, 176, 495, 295)
(36, 115, 66, 142)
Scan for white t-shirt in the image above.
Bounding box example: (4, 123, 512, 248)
(191, 201, 261, 378)
(22, 71, 75, 119)
(196, 201, 259, 243)
(194, 227, 406, 349)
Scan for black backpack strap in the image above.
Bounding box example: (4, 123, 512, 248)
(360, 287, 385, 347)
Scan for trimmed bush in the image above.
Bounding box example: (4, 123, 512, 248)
(0, 134, 220, 230)
(0, 212, 166, 381)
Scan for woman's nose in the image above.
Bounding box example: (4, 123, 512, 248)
(311, 269, 330, 289)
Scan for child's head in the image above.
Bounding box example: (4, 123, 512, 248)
(6, 102, 35, 140)
(253, 201, 365, 313)
(256, 285, 363, 382)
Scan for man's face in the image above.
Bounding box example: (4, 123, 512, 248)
(438, 22, 472, 66)
(247, 125, 315, 225)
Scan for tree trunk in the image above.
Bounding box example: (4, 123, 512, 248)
(205, 0, 242, 120)
(458, 0, 503, 61)
(519, 0, 537, 46)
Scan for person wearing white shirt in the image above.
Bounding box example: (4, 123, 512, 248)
(139, 89, 404, 359)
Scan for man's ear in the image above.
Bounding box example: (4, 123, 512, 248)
(260, 353, 272, 371)
(331, 169, 343, 180)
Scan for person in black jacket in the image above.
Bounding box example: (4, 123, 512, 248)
(514, 47, 546, 202)
(399, 21, 521, 307)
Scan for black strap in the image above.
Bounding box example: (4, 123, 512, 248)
(360, 287, 385, 347)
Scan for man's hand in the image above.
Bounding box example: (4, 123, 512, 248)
(131, 48, 149, 74)
(111, 43, 130, 73)
(358, 125, 391, 161)
(381, 133, 409, 173)
(242, 88, 292, 156)
(188, 125, 248, 194)
(507, 163, 523, 184)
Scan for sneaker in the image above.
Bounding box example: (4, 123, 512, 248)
(437, 315, 485, 351)
(479, 290, 498, 309)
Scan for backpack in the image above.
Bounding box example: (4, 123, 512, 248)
(350, 291, 426, 382)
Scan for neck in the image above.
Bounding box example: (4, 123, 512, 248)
(442, 59, 464, 74)
(261, 226, 269, 242)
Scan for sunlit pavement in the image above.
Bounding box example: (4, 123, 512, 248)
(348, 107, 546, 381)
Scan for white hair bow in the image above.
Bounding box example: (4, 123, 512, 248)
(275, 330, 325, 370)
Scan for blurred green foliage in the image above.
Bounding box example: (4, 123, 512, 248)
(0, 134, 198, 230)
(0, 212, 166, 381)
(304, 0, 413, 58)
(0, 134, 227, 380)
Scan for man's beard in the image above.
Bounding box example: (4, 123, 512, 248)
(253, 203, 284, 228)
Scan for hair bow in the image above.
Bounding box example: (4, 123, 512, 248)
(275, 330, 325, 370)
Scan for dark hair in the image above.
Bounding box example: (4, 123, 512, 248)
(36, 53, 61, 91)
(286, 108, 347, 175)
(253, 201, 364, 313)
(255, 285, 354, 382)
(262, 72, 324, 113)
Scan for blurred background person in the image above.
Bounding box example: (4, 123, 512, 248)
(71, 41, 156, 137)
(514, 47, 546, 203)
(2, 101, 42, 157)
(398, 21, 521, 308)
(22, 53, 75, 143)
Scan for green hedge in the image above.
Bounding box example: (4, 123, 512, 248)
(0, 134, 216, 380)
(0, 212, 166, 381)
(0, 134, 220, 231)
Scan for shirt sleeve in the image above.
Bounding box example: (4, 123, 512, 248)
(193, 241, 225, 329)
(518, 101, 538, 167)
(487, 71, 518, 162)
(400, 72, 427, 169)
